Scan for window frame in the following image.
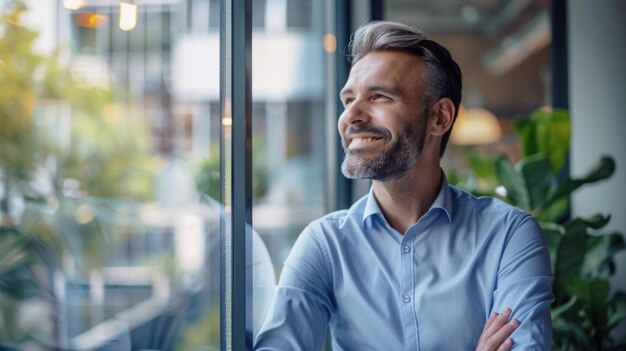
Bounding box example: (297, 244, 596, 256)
(220, 0, 253, 349)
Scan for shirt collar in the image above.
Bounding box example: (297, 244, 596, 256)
(433, 174, 453, 222)
(361, 172, 453, 225)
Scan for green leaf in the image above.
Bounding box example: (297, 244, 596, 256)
(541, 222, 563, 269)
(494, 156, 530, 209)
(583, 232, 625, 277)
(552, 315, 592, 349)
(542, 109, 570, 172)
(542, 156, 615, 212)
(518, 153, 553, 210)
(538, 196, 569, 222)
(513, 117, 535, 156)
(553, 221, 588, 302)
(551, 297, 578, 319)
(514, 108, 570, 172)
(564, 277, 590, 300)
(608, 292, 626, 329)
(562, 278, 610, 344)
(588, 279, 610, 332)
(0, 226, 41, 300)
(575, 214, 612, 230)
(0, 230, 31, 276)
(608, 306, 626, 330)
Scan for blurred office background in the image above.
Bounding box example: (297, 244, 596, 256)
(0, 0, 624, 349)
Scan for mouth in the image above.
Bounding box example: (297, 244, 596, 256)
(348, 136, 384, 150)
(343, 125, 390, 152)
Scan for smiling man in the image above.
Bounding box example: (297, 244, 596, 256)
(255, 21, 553, 350)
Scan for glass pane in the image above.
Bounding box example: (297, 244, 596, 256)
(0, 1, 223, 349)
(250, 0, 334, 334)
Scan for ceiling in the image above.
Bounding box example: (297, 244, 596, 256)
(385, 0, 548, 35)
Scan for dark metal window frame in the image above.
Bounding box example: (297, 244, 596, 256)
(220, 0, 252, 349)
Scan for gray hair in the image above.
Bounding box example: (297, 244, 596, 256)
(347, 21, 463, 157)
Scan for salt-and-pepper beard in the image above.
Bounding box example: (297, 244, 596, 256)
(341, 112, 427, 181)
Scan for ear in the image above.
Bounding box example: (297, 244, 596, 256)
(428, 98, 455, 136)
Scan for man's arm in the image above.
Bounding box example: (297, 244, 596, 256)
(254, 225, 333, 350)
(491, 213, 554, 349)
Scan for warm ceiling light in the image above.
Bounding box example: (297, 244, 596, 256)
(323, 33, 336, 53)
(119, 0, 138, 31)
(77, 13, 109, 28)
(63, 0, 85, 10)
(450, 106, 502, 145)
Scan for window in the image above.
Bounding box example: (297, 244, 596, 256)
(251, 0, 332, 283)
(0, 0, 339, 349)
(1, 0, 225, 348)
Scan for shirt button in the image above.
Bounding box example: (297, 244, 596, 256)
(403, 245, 411, 253)
(402, 294, 411, 304)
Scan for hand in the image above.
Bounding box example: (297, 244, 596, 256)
(476, 308, 520, 351)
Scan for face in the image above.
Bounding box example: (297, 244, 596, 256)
(339, 51, 429, 181)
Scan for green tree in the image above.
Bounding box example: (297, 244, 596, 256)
(0, 1, 157, 346)
(0, 0, 44, 218)
(1, 0, 156, 215)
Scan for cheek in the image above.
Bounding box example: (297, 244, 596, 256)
(392, 116, 422, 140)
(386, 118, 406, 136)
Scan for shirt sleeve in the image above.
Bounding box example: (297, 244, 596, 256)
(251, 228, 277, 337)
(254, 223, 334, 350)
(491, 213, 554, 350)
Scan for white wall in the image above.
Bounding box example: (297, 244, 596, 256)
(568, 0, 626, 292)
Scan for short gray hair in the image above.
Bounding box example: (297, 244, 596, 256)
(348, 21, 463, 157)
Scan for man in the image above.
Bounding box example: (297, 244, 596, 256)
(255, 21, 553, 350)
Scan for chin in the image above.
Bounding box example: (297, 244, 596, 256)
(341, 159, 380, 180)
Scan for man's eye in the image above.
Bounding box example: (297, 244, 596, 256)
(343, 98, 355, 106)
(372, 94, 389, 101)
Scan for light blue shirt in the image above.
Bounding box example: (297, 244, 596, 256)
(255, 177, 553, 350)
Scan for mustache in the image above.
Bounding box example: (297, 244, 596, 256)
(343, 125, 391, 140)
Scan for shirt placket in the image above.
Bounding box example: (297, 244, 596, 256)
(400, 229, 419, 350)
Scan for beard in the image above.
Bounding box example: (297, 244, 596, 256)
(341, 115, 426, 181)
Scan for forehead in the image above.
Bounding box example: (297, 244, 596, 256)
(342, 51, 426, 94)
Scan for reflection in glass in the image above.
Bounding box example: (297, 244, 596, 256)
(252, 0, 331, 277)
(17, 193, 223, 350)
(0, 0, 273, 349)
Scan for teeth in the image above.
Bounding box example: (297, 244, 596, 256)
(353, 137, 378, 143)
(349, 137, 381, 149)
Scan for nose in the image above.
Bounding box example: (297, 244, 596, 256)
(338, 99, 370, 128)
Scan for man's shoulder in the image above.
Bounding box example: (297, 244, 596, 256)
(448, 186, 543, 250)
(304, 194, 369, 237)
(448, 185, 530, 220)
(307, 208, 357, 231)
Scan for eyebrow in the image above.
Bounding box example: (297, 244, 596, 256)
(340, 85, 404, 99)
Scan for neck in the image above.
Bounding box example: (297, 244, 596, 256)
(372, 160, 442, 234)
